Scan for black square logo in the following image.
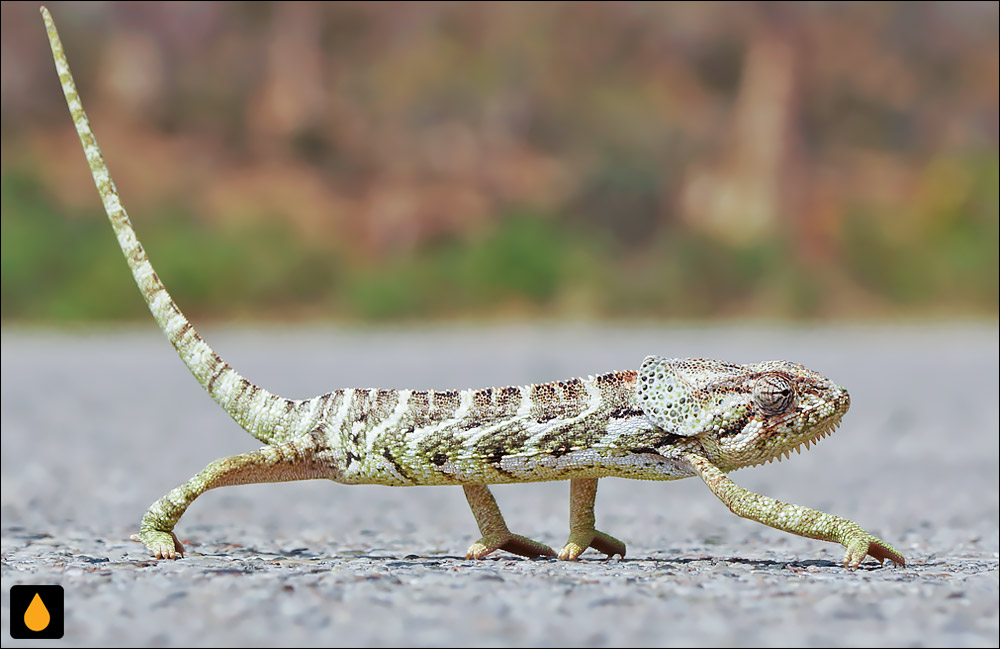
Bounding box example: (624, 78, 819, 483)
(9, 585, 64, 639)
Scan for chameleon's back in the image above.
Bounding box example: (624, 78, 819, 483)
(309, 372, 693, 487)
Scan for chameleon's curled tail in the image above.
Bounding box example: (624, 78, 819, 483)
(41, 7, 300, 445)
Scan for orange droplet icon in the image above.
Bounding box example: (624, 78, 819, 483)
(24, 592, 51, 632)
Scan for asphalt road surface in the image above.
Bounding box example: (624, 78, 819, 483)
(2, 323, 997, 647)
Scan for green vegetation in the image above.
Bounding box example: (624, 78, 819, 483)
(3, 157, 995, 322)
(2, 3, 996, 323)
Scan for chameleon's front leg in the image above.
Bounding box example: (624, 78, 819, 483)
(132, 436, 331, 559)
(462, 484, 556, 559)
(684, 453, 905, 568)
(558, 478, 627, 560)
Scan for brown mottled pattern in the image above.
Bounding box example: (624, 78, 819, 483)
(559, 378, 585, 405)
(529, 380, 588, 421)
(407, 390, 433, 427)
(496, 386, 523, 413)
(431, 390, 461, 419)
(594, 370, 639, 411)
(464, 386, 522, 425)
(473, 388, 493, 410)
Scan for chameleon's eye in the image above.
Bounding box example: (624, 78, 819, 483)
(753, 374, 795, 415)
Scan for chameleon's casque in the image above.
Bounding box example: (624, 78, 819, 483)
(40, 7, 903, 568)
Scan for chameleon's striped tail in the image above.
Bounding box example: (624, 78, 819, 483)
(41, 7, 296, 445)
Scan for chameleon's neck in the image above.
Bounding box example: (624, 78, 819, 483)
(43, 10, 292, 445)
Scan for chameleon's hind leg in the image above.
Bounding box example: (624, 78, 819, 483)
(462, 484, 557, 559)
(132, 435, 331, 559)
(558, 478, 626, 560)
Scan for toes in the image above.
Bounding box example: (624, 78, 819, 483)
(558, 541, 586, 561)
(589, 531, 626, 558)
(867, 540, 905, 567)
(842, 535, 905, 569)
(500, 536, 557, 559)
(466, 533, 555, 559)
(465, 541, 492, 560)
(558, 530, 626, 560)
(132, 530, 185, 560)
(843, 548, 862, 569)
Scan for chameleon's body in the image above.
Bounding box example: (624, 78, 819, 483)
(41, 7, 904, 568)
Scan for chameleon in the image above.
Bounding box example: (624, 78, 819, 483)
(41, 7, 904, 568)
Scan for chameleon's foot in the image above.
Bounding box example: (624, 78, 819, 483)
(466, 533, 557, 559)
(558, 529, 626, 560)
(842, 530, 905, 569)
(131, 530, 185, 559)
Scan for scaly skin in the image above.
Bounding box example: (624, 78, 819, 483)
(41, 7, 904, 568)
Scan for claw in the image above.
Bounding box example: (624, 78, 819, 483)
(842, 533, 905, 569)
(132, 530, 185, 559)
(558, 529, 626, 560)
(557, 541, 586, 561)
(466, 533, 556, 559)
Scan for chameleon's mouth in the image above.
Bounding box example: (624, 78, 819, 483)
(764, 418, 841, 465)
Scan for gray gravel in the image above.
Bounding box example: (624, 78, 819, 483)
(2, 323, 998, 647)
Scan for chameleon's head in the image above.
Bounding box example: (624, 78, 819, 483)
(636, 356, 850, 470)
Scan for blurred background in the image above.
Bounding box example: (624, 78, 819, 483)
(2, 1, 997, 323)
